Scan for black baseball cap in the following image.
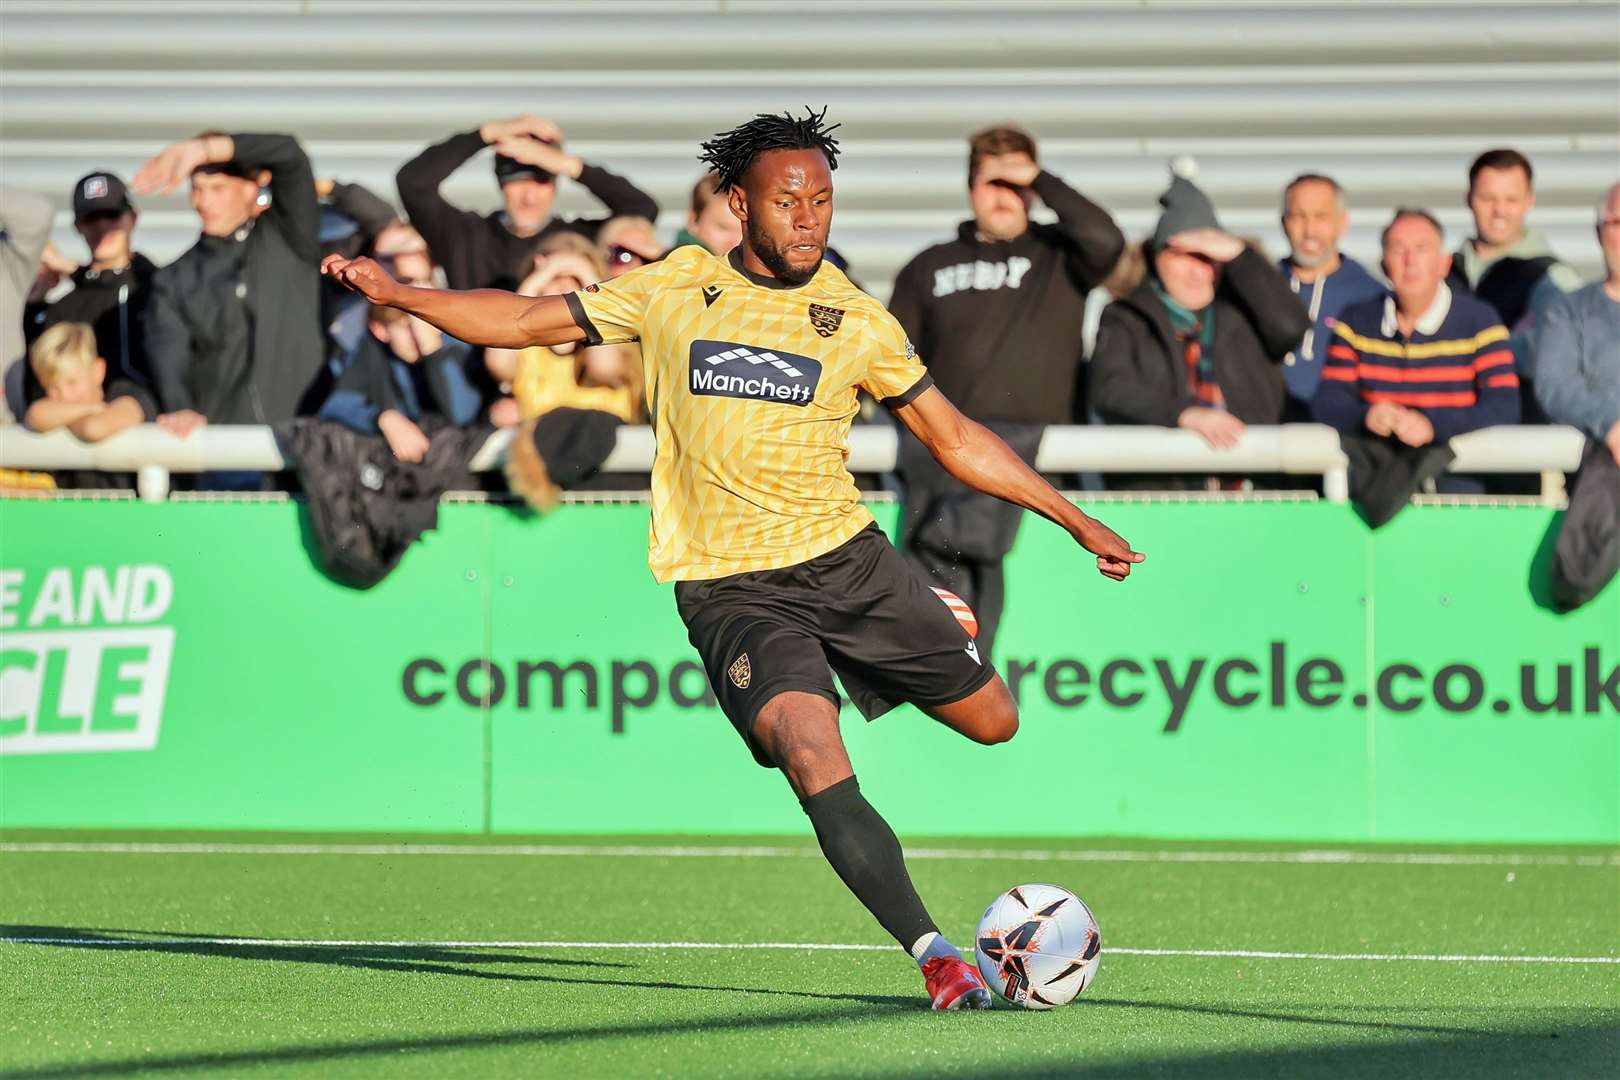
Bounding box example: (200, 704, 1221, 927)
(494, 136, 557, 186)
(72, 172, 134, 220)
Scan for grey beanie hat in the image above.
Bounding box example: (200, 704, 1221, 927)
(1149, 157, 1220, 252)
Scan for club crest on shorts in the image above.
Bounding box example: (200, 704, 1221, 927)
(807, 303, 844, 338)
(728, 652, 751, 689)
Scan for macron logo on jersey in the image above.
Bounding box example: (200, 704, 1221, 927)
(689, 339, 821, 407)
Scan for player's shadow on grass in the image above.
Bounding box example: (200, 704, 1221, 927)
(1081, 995, 1487, 1038)
(1, 990, 1614, 1080)
(1, 924, 916, 1007)
(924, 1017, 1620, 1080)
(0, 1005, 896, 1079)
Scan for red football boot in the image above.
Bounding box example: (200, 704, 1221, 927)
(921, 955, 993, 1010)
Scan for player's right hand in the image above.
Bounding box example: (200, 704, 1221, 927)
(321, 254, 400, 306)
(1075, 517, 1146, 582)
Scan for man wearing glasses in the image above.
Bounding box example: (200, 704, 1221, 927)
(1533, 183, 1620, 609)
(1536, 184, 1620, 466)
(595, 215, 666, 278)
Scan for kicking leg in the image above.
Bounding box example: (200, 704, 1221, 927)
(924, 675, 1019, 746)
(752, 691, 991, 1009)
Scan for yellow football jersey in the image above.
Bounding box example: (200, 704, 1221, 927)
(567, 245, 932, 582)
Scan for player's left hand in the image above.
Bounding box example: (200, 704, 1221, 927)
(1075, 517, 1146, 581)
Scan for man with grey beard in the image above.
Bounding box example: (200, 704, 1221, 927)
(1277, 174, 1383, 417)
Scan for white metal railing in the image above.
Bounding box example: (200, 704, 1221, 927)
(0, 423, 1589, 506)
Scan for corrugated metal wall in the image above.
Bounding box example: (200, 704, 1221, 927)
(3, 0, 1617, 300)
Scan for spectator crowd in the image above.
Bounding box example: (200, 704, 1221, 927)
(1, 120, 1615, 599)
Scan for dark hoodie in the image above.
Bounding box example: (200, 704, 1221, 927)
(886, 171, 1124, 423)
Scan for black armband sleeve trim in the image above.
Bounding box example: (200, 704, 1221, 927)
(564, 292, 604, 347)
(882, 372, 934, 409)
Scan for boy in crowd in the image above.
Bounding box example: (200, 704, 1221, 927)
(24, 321, 156, 442)
(23, 321, 158, 490)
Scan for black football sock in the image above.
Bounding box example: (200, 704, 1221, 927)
(800, 776, 939, 952)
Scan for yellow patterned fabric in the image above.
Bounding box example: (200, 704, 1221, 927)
(512, 346, 641, 424)
(570, 246, 931, 582)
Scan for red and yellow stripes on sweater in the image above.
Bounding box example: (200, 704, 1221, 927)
(1323, 321, 1514, 409)
(1312, 290, 1521, 440)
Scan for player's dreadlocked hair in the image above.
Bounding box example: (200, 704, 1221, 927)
(698, 107, 841, 193)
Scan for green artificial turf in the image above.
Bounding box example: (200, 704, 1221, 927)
(1, 831, 1616, 1078)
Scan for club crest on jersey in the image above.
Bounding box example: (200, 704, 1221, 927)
(807, 303, 844, 338)
(583, 282, 601, 292)
(689, 339, 821, 407)
(728, 653, 751, 689)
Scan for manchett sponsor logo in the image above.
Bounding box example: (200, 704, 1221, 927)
(689, 339, 821, 406)
(0, 565, 175, 754)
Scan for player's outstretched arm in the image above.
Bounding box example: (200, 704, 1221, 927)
(320, 254, 587, 350)
(892, 386, 1146, 581)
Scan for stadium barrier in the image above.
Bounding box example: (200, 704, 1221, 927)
(1, 498, 1614, 843)
(0, 423, 1593, 504)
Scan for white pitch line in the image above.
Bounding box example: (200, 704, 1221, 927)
(0, 841, 1615, 868)
(1, 936, 1615, 966)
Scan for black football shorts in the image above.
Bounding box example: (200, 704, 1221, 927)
(673, 523, 996, 767)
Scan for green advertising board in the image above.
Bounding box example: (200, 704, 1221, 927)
(1, 499, 1615, 842)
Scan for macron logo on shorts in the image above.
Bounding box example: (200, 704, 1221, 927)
(689, 339, 821, 407)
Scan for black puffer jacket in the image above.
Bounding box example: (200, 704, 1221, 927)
(1089, 248, 1310, 427)
(146, 133, 326, 423)
(281, 417, 491, 588)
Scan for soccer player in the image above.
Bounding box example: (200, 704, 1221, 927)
(324, 109, 1145, 1010)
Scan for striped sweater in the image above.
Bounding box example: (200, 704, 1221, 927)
(1312, 284, 1520, 440)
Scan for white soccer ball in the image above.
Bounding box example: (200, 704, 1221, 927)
(975, 883, 1101, 1009)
